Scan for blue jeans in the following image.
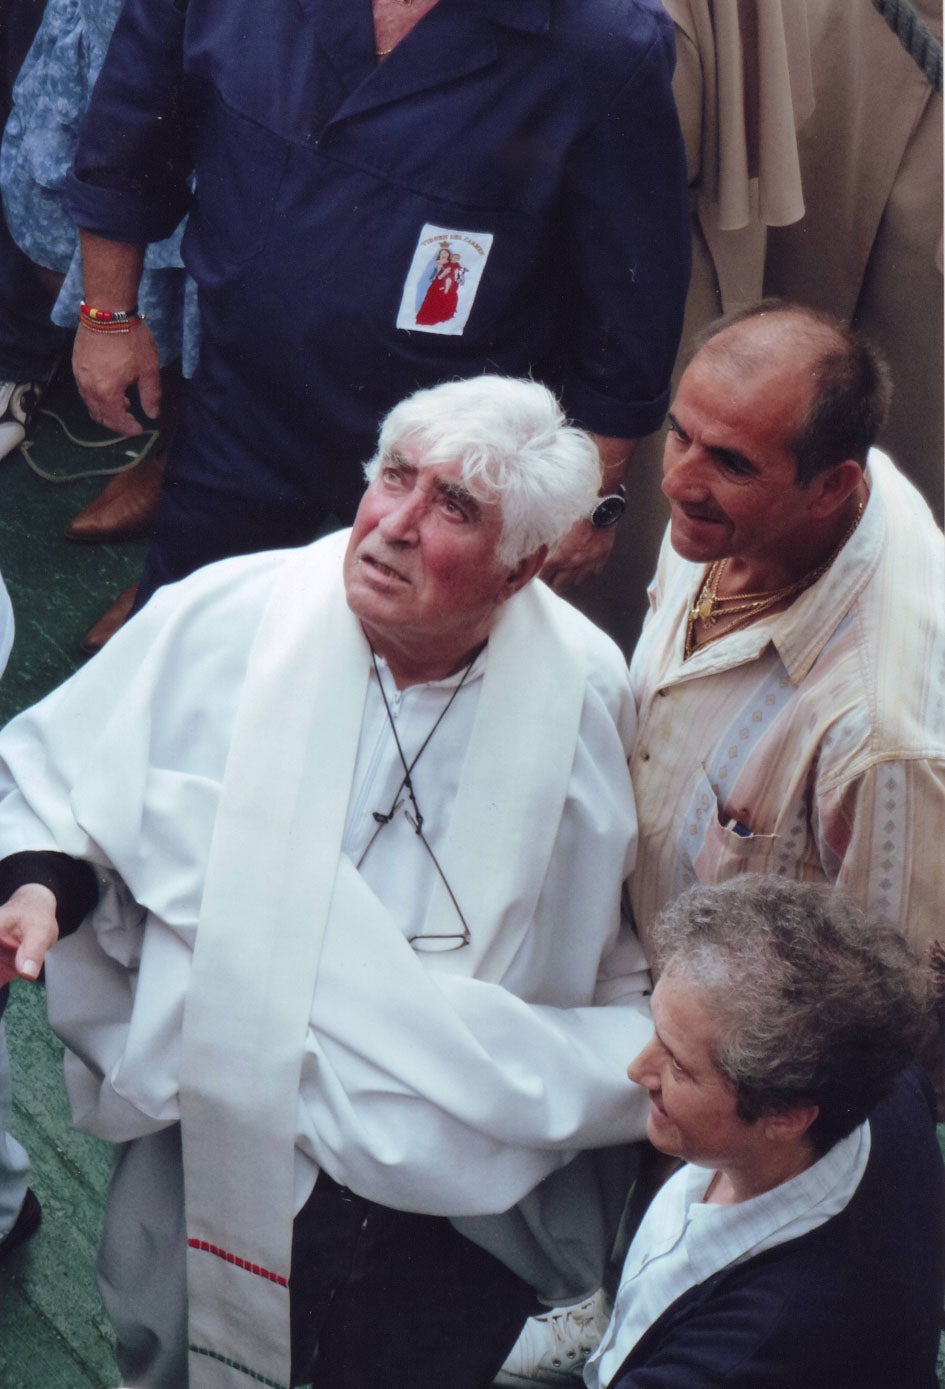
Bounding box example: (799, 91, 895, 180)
(289, 1170, 541, 1388)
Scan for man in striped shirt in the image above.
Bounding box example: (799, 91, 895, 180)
(628, 300, 944, 980)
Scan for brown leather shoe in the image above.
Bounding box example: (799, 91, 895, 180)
(79, 584, 138, 656)
(66, 450, 165, 543)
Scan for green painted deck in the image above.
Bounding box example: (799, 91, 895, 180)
(0, 366, 941, 1387)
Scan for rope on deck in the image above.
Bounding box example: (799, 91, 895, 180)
(871, 0, 943, 94)
(17, 409, 158, 482)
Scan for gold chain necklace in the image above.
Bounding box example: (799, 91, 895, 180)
(685, 499, 864, 659)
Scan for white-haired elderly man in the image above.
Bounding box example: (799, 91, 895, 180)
(0, 376, 653, 1389)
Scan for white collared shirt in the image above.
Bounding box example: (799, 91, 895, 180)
(585, 1121, 871, 1387)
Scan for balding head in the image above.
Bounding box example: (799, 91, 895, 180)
(692, 302, 891, 485)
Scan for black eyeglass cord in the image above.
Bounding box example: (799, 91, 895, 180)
(366, 646, 480, 835)
(356, 647, 481, 948)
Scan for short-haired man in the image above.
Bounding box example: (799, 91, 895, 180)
(0, 376, 653, 1389)
(586, 875, 945, 1388)
(628, 301, 945, 963)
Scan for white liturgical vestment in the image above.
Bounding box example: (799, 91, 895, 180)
(0, 531, 651, 1389)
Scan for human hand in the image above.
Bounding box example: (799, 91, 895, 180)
(0, 884, 60, 986)
(72, 320, 162, 436)
(540, 519, 617, 592)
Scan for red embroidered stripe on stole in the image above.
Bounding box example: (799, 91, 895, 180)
(188, 1238, 289, 1286)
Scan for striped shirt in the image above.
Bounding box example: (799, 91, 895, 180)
(628, 450, 945, 958)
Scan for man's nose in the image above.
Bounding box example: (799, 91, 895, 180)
(378, 492, 423, 543)
(662, 442, 708, 504)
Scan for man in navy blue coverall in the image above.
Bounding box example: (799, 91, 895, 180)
(66, 0, 690, 605)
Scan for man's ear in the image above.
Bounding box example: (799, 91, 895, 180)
(499, 546, 548, 603)
(763, 1104, 819, 1145)
(806, 460, 864, 518)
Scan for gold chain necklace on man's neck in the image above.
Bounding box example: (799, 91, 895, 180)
(684, 499, 865, 659)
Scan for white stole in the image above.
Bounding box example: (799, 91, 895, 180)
(179, 543, 589, 1388)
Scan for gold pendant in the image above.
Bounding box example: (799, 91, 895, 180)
(696, 590, 716, 623)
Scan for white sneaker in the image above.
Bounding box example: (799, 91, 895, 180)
(495, 1289, 612, 1386)
(0, 380, 41, 462)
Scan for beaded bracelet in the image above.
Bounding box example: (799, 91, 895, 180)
(78, 300, 145, 334)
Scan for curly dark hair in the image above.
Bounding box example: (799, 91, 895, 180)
(652, 877, 930, 1155)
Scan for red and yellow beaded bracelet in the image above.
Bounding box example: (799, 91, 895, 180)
(78, 301, 146, 334)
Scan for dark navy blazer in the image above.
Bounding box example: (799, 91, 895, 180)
(609, 1067, 945, 1388)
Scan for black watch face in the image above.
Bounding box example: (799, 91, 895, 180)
(592, 494, 626, 528)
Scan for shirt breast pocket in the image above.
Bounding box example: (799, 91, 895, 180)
(186, 90, 290, 279)
(683, 766, 823, 888)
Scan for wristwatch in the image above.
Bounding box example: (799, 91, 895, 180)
(589, 483, 626, 529)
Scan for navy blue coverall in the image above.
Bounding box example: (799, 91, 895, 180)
(66, 0, 690, 595)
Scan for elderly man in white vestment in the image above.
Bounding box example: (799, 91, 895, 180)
(0, 375, 654, 1389)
